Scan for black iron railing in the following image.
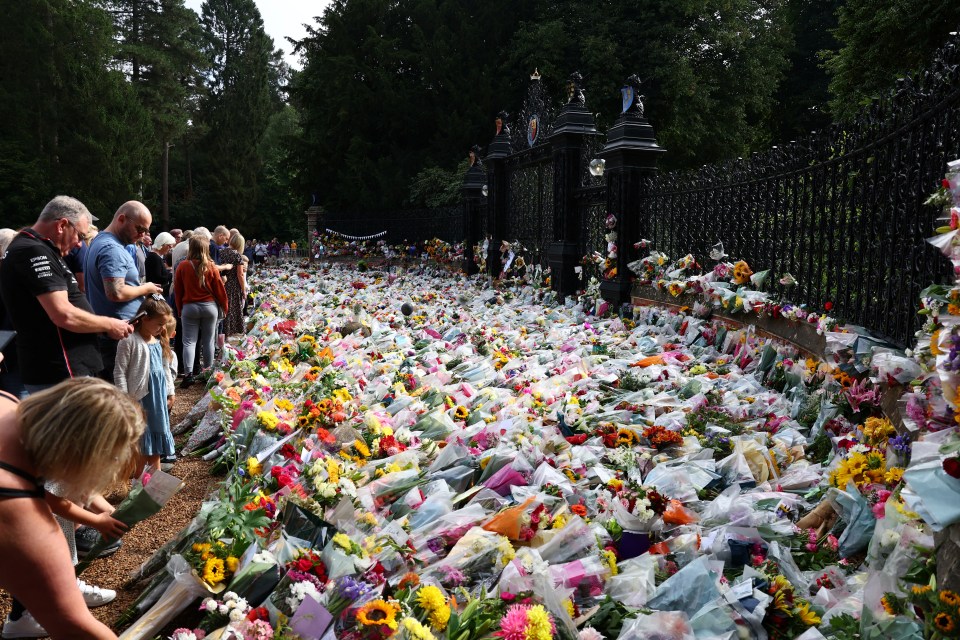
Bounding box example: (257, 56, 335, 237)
(641, 41, 960, 347)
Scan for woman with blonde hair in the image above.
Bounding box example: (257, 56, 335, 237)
(173, 236, 227, 388)
(0, 378, 144, 639)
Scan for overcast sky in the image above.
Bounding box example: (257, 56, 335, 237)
(184, 0, 332, 69)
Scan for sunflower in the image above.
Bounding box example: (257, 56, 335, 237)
(354, 439, 371, 458)
(880, 595, 896, 615)
(454, 406, 469, 421)
(615, 429, 637, 446)
(794, 602, 821, 626)
(226, 556, 240, 573)
(202, 558, 226, 585)
(356, 600, 400, 630)
(913, 584, 933, 596)
(935, 612, 956, 633)
(942, 591, 960, 607)
(280, 344, 293, 357)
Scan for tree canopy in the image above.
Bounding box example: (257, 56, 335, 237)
(0, 0, 958, 230)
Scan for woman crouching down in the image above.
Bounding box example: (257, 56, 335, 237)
(0, 378, 144, 639)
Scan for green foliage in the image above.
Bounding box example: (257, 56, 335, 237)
(584, 595, 639, 640)
(290, 0, 539, 212)
(190, 0, 284, 230)
(822, 612, 862, 639)
(205, 475, 271, 544)
(407, 159, 468, 208)
(0, 0, 153, 225)
(823, 0, 960, 119)
(770, 0, 840, 141)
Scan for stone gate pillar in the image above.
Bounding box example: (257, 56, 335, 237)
(548, 72, 598, 298)
(305, 205, 323, 260)
(462, 146, 486, 275)
(486, 111, 512, 278)
(600, 74, 665, 306)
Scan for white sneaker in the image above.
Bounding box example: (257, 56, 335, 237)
(1, 612, 47, 639)
(77, 579, 116, 607)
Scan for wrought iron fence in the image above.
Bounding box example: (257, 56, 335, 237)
(642, 41, 960, 347)
(322, 206, 463, 244)
(506, 145, 554, 265)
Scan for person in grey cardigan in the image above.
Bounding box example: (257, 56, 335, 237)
(113, 296, 176, 471)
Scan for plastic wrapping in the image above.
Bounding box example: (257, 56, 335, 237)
(118, 555, 216, 640)
(617, 611, 695, 640)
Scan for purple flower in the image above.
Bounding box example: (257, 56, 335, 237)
(426, 537, 446, 554)
(889, 433, 911, 455)
(439, 565, 466, 587)
(329, 575, 371, 602)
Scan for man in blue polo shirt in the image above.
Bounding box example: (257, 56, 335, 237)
(84, 200, 163, 379)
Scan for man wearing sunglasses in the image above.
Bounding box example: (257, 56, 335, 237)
(84, 200, 163, 381)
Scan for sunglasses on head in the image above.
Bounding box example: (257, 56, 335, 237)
(149, 293, 165, 302)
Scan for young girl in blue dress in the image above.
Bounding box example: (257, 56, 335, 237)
(114, 295, 176, 471)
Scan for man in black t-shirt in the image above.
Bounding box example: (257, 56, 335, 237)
(0, 196, 134, 637)
(0, 196, 133, 391)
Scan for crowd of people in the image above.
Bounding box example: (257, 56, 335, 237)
(0, 196, 259, 639)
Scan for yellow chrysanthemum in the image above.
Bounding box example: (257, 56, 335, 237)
(356, 600, 400, 630)
(427, 604, 450, 631)
(226, 556, 240, 573)
(327, 458, 340, 484)
(332, 388, 353, 403)
(416, 585, 446, 612)
(525, 605, 553, 640)
(246, 457, 263, 476)
(401, 617, 436, 640)
(202, 557, 226, 585)
(275, 398, 294, 412)
(563, 599, 576, 618)
(258, 411, 280, 431)
(602, 549, 618, 576)
(333, 532, 354, 552)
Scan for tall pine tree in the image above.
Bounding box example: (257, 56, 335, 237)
(107, 0, 206, 227)
(193, 0, 284, 229)
(0, 0, 153, 225)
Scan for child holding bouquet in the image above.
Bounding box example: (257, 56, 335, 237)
(115, 295, 176, 472)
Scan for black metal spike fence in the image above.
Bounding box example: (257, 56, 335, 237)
(319, 35, 960, 348)
(644, 40, 960, 347)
